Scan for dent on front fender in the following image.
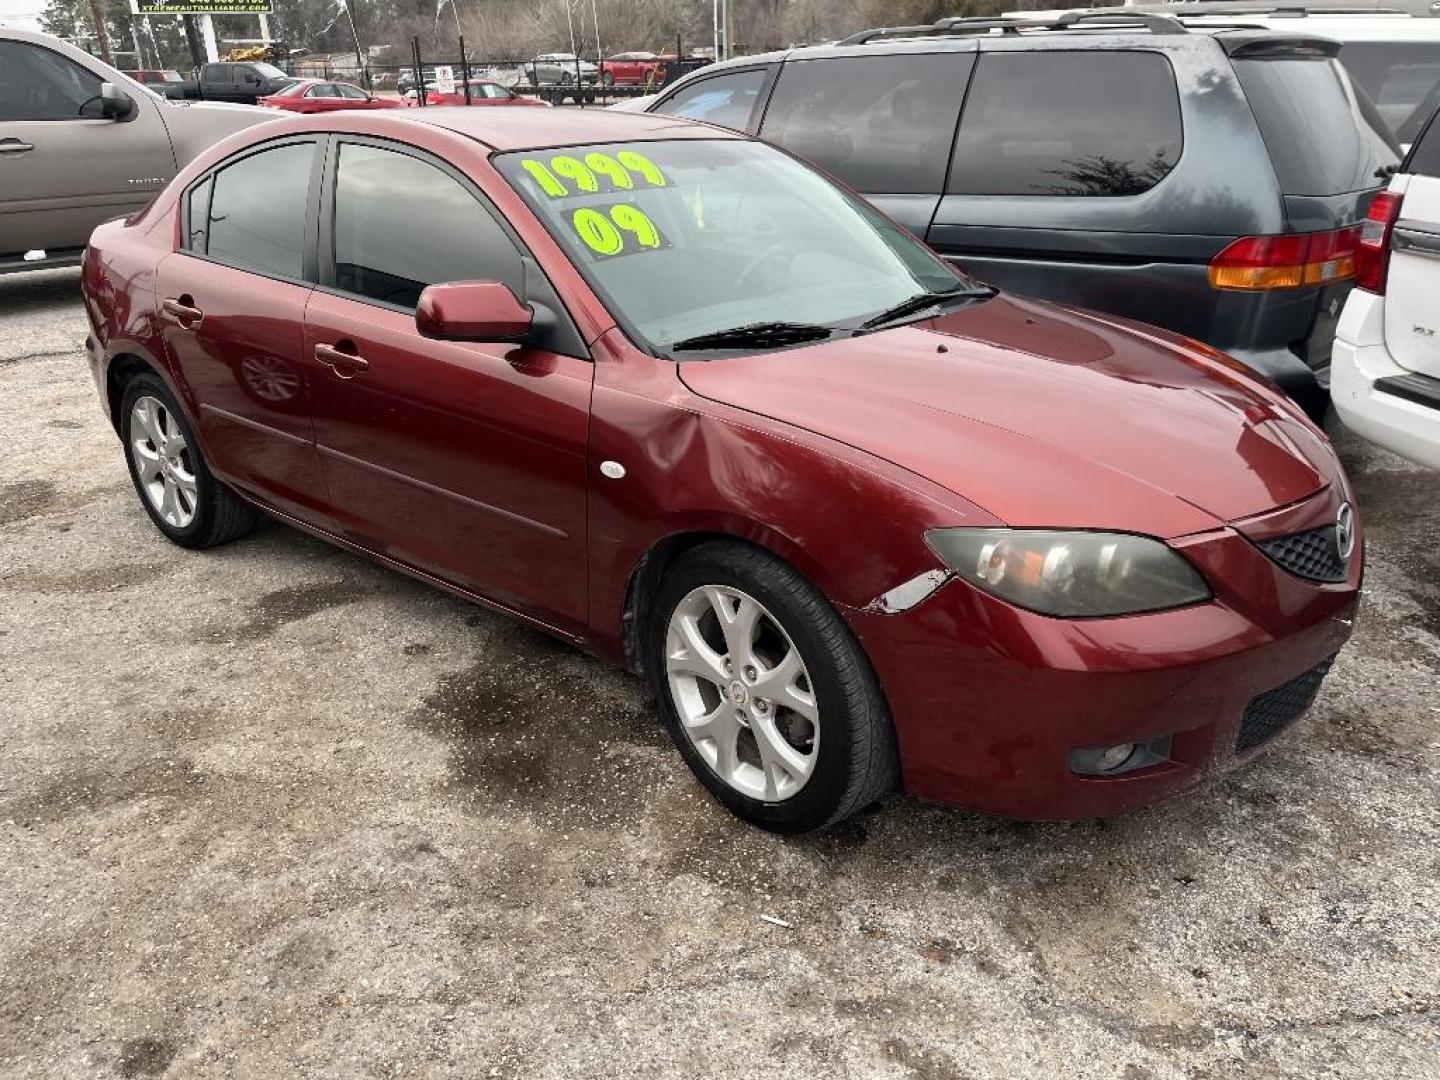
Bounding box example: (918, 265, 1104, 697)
(582, 334, 997, 656)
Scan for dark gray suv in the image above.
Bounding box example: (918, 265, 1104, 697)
(644, 13, 1400, 418)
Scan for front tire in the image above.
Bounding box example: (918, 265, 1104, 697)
(120, 373, 257, 549)
(649, 542, 898, 833)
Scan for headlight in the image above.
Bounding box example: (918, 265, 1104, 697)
(925, 529, 1211, 617)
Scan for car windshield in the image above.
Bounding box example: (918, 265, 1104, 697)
(496, 139, 972, 355)
(252, 62, 287, 79)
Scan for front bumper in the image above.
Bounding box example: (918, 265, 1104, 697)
(844, 500, 1361, 819)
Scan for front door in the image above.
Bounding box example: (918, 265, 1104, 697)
(304, 138, 592, 631)
(0, 39, 176, 256)
(156, 137, 330, 524)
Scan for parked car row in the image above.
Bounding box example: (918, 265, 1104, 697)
(3, 9, 1435, 832)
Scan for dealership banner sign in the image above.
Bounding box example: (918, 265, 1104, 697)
(129, 0, 274, 14)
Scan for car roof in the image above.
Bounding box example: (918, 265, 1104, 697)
(389, 107, 743, 150)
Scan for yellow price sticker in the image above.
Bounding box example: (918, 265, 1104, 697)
(519, 151, 669, 199)
(568, 203, 668, 259)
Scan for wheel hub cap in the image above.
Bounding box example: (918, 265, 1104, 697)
(664, 584, 819, 803)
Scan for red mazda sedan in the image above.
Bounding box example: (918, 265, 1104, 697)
(81, 110, 1361, 832)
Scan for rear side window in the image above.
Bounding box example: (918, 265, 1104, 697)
(330, 142, 523, 310)
(758, 54, 973, 195)
(653, 68, 768, 131)
(1233, 57, 1398, 196)
(1339, 42, 1440, 146)
(194, 141, 314, 279)
(948, 52, 1182, 197)
(1407, 111, 1440, 177)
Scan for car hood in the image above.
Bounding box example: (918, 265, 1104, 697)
(676, 295, 1337, 538)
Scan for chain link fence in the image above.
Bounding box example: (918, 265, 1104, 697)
(277, 38, 712, 107)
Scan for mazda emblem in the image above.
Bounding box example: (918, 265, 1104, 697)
(1335, 502, 1355, 561)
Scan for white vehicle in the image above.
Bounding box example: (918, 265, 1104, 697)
(606, 92, 658, 112)
(1332, 111, 1440, 468)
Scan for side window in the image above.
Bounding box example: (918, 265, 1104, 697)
(309, 84, 338, 98)
(331, 142, 524, 310)
(1340, 42, 1440, 144)
(759, 54, 973, 195)
(337, 84, 368, 100)
(1407, 111, 1440, 178)
(949, 51, 1183, 197)
(194, 141, 314, 279)
(653, 68, 769, 131)
(0, 41, 104, 121)
(186, 175, 213, 252)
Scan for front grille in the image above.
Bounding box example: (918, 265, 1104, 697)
(1258, 526, 1347, 583)
(1236, 656, 1335, 753)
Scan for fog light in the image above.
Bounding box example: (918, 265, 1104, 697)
(1069, 735, 1173, 777)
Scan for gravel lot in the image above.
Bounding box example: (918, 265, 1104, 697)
(1, 267, 1437, 1079)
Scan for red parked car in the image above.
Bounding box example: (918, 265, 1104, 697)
(599, 51, 670, 86)
(414, 80, 549, 107)
(258, 79, 402, 113)
(81, 110, 1361, 832)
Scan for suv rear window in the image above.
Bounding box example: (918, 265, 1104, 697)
(1340, 41, 1440, 145)
(1233, 56, 1398, 196)
(759, 53, 973, 195)
(947, 51, 1182, 197)
(1406, 111, 1440, 178)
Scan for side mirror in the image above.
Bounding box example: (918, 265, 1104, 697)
(416, 281, 532, 343)
(98, 82, 136, 121)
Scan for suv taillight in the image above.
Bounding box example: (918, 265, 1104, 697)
(1208, 228, 1360, 291)
(1354, 191, 1404, 295)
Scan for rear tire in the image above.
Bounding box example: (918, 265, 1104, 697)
(120, 373, 258, 549)
(648, 542, 898, 833)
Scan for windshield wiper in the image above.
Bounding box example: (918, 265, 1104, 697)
(668, 321, 835, 353)
(857, 285, 995, 332)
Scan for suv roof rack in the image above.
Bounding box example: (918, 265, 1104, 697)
(1115, 2, 1411, 15)
(834, 17, 1030, 46)
(833, 10, 1187, 47)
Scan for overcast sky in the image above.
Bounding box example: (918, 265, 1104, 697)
(0, 0, 45, 30)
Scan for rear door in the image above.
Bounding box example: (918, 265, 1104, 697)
(155, 137, 331, 524)
(1385, 117, 1440, 378)
(754, 49, 973, 239)
(0, 39, 176, 257)
(931, 46, 1202, 324)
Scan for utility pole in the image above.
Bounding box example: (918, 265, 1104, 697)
(181, 14, 204, 69)
(86, 0, 113, 64)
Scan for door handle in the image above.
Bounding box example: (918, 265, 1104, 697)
(314, 342, 369, 378)
(0, 139, 35, 155)
(161, 297, 204, 327)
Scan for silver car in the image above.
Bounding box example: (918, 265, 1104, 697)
(528, 53, 600, 86)
(0, 27, 277, 274)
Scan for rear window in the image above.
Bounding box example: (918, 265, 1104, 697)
(1233, 56, 1398, 196)
(947, 51, 1182, 197)
(1406, 111, 1440, 177)
(1340, 41, 1440, 144)
(758, 53, 973, 195)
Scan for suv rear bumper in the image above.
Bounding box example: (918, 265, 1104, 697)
(1332, 290, 1440, 470)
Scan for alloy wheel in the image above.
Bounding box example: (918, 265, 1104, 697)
(665, 585, 819, 802)
(130, 395, 198, 529)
